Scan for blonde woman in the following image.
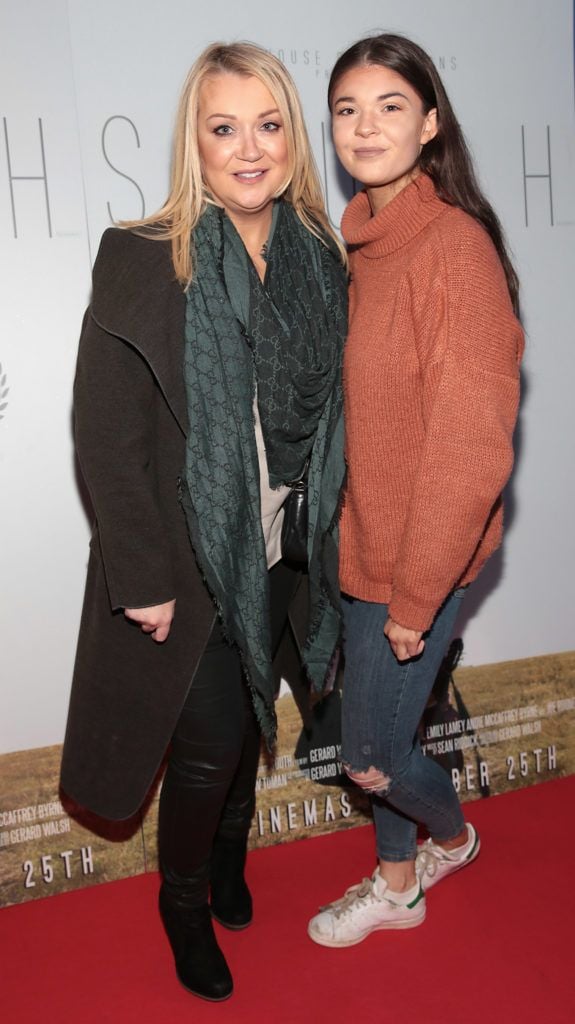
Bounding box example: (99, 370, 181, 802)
(61, 42, 347, 1000)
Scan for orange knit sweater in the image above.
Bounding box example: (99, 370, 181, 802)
(339, 174, 524, 631)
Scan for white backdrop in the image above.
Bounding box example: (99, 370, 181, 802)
(1, 0, 574, 755)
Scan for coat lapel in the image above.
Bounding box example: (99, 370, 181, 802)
(90, 228, 188, 434)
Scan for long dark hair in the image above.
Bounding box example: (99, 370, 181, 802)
(329, 34, 519, 312)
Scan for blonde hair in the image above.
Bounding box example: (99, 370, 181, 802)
(123, 41, 346, 285)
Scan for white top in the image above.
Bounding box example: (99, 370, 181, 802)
(253, 396, 290, 568)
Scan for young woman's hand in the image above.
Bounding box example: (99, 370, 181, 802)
(124, 600, 176, 642)
(384, 616, 425, 661)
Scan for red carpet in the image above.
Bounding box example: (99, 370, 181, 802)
(1, 776, 574, 1023)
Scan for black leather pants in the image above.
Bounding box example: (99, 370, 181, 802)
(159, 560, 300, 909)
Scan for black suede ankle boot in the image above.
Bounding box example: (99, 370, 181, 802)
(210, 833, 253, 930)
(159, 886, 233, 1001)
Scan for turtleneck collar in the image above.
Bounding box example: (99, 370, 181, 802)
(341, 173, 447, 258)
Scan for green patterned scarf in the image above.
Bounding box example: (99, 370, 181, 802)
(179, 200, 347, 746)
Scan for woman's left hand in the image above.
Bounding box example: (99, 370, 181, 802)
(384, 616, 425, 661)
(124, 600, 176, 643)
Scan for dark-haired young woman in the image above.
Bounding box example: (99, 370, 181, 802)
(308, 34, 524, 947)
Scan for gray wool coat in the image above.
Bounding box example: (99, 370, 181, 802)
(60, 228, 304, 821)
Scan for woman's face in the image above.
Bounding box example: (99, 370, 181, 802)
(197, 72, 289, 223)
(331, 64, 437, 209)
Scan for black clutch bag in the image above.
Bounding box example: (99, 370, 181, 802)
(281, 475, 308, 565)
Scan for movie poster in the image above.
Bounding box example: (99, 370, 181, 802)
(1, 647, 573, 908)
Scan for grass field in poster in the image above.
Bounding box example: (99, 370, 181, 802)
(1, 650, 573, 907)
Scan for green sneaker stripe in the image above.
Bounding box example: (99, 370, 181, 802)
(465, 832, 479, 861)
(407, 887, 425, 909)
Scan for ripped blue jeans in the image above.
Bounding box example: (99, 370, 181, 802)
(341, 590, 466, 862)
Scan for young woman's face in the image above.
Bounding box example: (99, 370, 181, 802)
(197, 73, 289, 222)
(331, 64, 437, 209)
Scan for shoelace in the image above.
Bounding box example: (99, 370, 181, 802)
(415, 843, 446, 879)
(320, 878, 376, 919)
(417, 837, 469, 879)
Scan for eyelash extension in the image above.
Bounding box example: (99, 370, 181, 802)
(212, 121, 282, 135)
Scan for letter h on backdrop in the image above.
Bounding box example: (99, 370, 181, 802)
(521, 124, 554, 227)
(2, 117, 52, 237)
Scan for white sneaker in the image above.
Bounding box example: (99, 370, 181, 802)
(416, 823, 480, 892)
(308, 871, 426, 948)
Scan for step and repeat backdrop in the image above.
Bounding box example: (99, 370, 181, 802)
(1, 0, 574, 907)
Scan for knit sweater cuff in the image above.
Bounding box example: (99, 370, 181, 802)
(388, 590, 441, 634)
